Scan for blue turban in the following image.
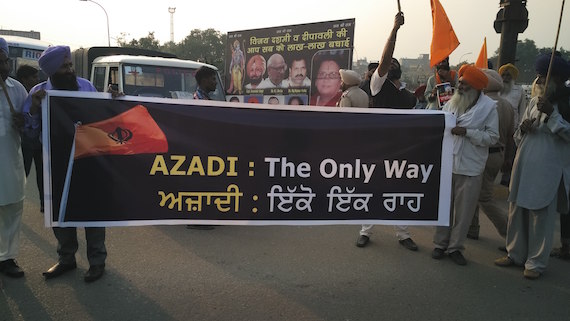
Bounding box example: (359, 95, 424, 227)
(38, 46, 71, 76)
(0, 37, 8, 55)
(535, 53, 570, 80)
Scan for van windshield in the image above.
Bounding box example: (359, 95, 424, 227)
(122, 64, 225, 101)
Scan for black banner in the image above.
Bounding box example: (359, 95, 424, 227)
(43, 92, 454, 227)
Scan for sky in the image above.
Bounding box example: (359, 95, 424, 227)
(2, 0, 568, 65)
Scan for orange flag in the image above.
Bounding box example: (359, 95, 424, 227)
(475, 37, 488, 69)
(74, 105, 168, 159)
(430, 0, 460, 67)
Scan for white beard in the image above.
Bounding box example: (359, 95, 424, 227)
(448, 88, 479, 116)
(500, 80, 513, 95)
(531, 79, 556, 98)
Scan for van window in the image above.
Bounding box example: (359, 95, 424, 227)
(121, 64, 224, 100)
(109, 67, 119, 92)
(93, 66, 107, 92)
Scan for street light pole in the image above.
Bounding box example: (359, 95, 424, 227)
(458, 52, 472, 64)
(80, 0, 111, 46)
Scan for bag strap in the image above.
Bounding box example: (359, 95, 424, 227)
(0, 78, 16, 114)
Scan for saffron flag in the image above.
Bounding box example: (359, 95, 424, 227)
(430, 0, 460, 67)
(475, 37, 488, 69)
(74, 105, 168, 159)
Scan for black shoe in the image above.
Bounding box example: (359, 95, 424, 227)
(84, 264, 105, 283)
(449, 251, 467, 265)
(356, 235, 370, 248)
(43, 262, 77, 279)
(399, 238, 418, 251)
(466, 234, 479, 240)
(0, 259, 25, 278)
(431, 248, 445, 260)
(186, 225, 215, 230)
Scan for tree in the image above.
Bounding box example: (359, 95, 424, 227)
(117, 29, 227, 77)
(117, 32, 162, 51)
(177, 29, 226, 72)
(489, 39, 570, 84)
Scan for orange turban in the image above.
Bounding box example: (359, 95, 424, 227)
(458, 64, 488, 91)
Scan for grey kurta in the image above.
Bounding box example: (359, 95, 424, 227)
(508, 97, 570, 213)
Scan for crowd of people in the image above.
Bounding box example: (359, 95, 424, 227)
(0, 9, 569, 284)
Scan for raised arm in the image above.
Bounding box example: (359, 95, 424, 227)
(376, 12, 404, 78)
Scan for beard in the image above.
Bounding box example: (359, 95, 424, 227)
(387, 68, 402, 81)
(531, 79, 556, 99)
(500, 80, 513, 95)
(249, 75, 262, 86)
(448, 88, 479, 116)
(51, 71, 79, 91)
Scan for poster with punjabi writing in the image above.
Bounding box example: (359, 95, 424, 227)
(225, 19, 355, 107)
(42, 91, 453, 227)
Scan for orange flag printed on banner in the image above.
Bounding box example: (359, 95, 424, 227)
(475, 37, 488, 69)
(74, 105, 168, 159)
(430, 0, 460, 67)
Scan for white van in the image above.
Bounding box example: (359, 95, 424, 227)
(90, 55, 225, 100)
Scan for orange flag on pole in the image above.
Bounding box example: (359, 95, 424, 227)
(74, 105, 168, 159)
(430, 0, 460, 67)
(475, 37, 488, 69)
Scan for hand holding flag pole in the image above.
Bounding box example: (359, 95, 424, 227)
(397, 0, 404, 24)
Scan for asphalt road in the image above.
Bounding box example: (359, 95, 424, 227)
(1, 168, 569, 321)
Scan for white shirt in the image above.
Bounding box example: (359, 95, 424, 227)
(443, 93, 499, 176)
(257, 78, 286, 89)
(370, 71, 407, 95)
(499, 84, 527, 128)
(0, 77, 27, 205)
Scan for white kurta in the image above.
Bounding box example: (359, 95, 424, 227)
(509, 97, 570, 212)
(0, 77, 27, 206)
(499, 84, 527, 128)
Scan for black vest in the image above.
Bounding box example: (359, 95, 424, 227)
(372, 80, 416, 109)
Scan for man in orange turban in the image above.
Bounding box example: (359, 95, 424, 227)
(432, 64, 499, 266)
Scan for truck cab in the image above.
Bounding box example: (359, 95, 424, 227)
(90, 55, 225, 100)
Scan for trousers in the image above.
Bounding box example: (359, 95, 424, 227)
(0, 200, 24, 261)
(53, 227, 107, 266)
(434, 173, 483, 252)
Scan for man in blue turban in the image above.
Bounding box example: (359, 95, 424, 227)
(22, 45, 108, 283)
(495, 53, 570, 279)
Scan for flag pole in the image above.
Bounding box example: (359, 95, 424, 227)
(397, 0, 401, 12)
(536, 0, 565, 125)
(543, 0, 565, 96)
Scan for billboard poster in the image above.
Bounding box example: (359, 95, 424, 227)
(225, 19, 355, 107)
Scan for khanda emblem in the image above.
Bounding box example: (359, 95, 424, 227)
(108, 127, 133, 144)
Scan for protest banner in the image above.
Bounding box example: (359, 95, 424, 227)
(225, 19, 355, 107)
(42, 91, 454, 227)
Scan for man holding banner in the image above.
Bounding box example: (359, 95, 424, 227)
(23, 45, 107, 283)
(0, 38, 28, 278)
(356, 11, 418, 252)
(432, 64, 498, 265)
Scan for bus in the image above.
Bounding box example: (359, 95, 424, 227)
(4, 35, 51, 80)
